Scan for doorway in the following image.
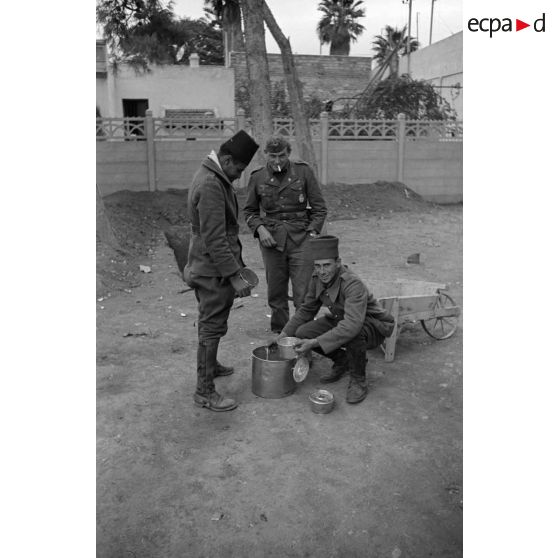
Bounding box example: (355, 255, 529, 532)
(122, 99, 149, 139)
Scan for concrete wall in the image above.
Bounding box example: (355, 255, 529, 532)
(96, 64, 235, 118)
(231, 52, 373, 103)
(97, 141, 149, 194)
(402, 32, 463, 119)
(97, 139, 324, 194)
(404, 140, 462, 202)
(97, 136, 461, 203)
(154, 140, 220, 191)
(327, 141, 399, 185)
(323, 140, 461, 203)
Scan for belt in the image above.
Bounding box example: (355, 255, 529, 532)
(264, 210, 308, 221)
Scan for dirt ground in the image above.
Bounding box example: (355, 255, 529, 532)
(97, 183, 463, 557)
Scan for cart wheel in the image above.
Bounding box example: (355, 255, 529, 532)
(421, 293, 459, 340)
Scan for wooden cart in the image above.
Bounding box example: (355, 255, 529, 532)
(371, 279, 461, 362)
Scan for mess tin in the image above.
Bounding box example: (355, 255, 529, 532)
(277, 336, 300, 360)
(309, 389, 335, 414)
(238, 267, 259, 288)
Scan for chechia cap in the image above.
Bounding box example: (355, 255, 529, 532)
(220, 130, 259, 165)
(309, 235, 339, 260)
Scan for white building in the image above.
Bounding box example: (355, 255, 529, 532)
(96, 40, 235, 119)
(402, 32, 463, 119)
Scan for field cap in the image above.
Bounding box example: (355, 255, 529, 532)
(309, 235, 339, 260)
(220, 130, 259, 165)
(264, 135, 291, 154)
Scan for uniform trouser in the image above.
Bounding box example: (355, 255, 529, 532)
(294, 316, 384, 378)
(189, 275, 236, 395)
(260, 235, 313, 332)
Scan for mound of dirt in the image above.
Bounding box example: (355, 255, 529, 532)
(97, 181, 434, 296)
(102, 189, 190, 256)
(321, 181, 434, 220)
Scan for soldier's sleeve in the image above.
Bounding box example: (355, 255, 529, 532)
(316, 277, 368, 354)
(198, 176, 242, 277)
(282, 277, 322, 336)
(302, 164, 327, 234)
(243, 168, 266, 238)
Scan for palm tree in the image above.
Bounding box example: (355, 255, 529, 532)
(204, 0, 244, 62)
(371, 25, 419, 77)
(316, 0, 365, 56)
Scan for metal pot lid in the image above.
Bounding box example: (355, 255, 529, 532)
(309, 389, 334, 404)
(293, 356, 309, 383)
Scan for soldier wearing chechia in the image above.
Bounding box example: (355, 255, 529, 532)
(184, 130, 259, 412)
(268, 235, 396, 404)
(243, 135, 327, 333)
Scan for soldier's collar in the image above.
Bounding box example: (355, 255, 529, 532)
(316, 270, 342, 302)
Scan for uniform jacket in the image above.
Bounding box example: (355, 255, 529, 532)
(185, 156, 244, 278)
(243, 161, 327, 249)
(283, 267, 395, 354)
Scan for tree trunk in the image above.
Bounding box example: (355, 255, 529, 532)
(222, 12, 244, 64)
(261, 0, 319, 179)
(96, 184, 120, 249)
(239, 0, 273, 161)
(230, 17, 244, 51)
(330, 32, 350, 55)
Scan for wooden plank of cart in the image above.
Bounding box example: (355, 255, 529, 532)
(369, 279, 461, 362)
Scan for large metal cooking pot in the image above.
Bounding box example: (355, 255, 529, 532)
(252, 345, 296, 399)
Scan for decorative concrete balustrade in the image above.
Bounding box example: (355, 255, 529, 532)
(96, 109, 463, 202)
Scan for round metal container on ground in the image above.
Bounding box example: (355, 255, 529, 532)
(252, 346, 296, 399)
(309, 389, 335, 414)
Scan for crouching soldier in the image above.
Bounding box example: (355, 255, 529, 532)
(270, 235, 395, 404)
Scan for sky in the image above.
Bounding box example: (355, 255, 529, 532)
(172, 0, 463, 56)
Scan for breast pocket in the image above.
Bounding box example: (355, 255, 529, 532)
(258, 184, 275, 210)
(331, 305, 345, 322)
(288, 180, 306, 205)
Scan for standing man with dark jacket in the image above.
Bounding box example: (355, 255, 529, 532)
(184, 130, 259, 412)
(243, 136, 327, 333)
(269, 236, 395, 404)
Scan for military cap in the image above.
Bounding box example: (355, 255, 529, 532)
(264, 135, 291, 154)
(309, 235, 339, 260)
(220, 130, 259, 166)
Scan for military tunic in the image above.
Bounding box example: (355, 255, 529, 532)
(283, 267, 395, 354)
(244, 160, 327, 249)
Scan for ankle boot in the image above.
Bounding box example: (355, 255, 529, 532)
(194, 340, 238, 411)
(194, 391, 238, 412)
(320, 348, 349, 383)
(346, 342, 368, 404)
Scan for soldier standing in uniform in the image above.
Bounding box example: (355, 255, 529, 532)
(269, 235, 395, 404)
(243, 136, 327, 333)
(184, 130, 259, 412)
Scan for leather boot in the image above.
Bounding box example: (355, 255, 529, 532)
(320, 348, 349, 383)
(345, 341, 368, 404)
(194, 391, 238, 412)
(194, 340, 238, 411)
(215, 361, 234, 377)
